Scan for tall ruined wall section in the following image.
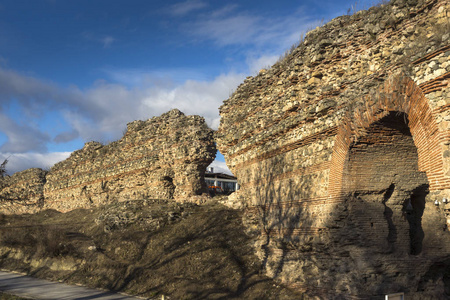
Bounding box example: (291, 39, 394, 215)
(216, 0, 450, 298)
(0, 109, 216, 213)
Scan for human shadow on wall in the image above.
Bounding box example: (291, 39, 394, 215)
(382, 183, 397, 253)
(406, 184, 427, 255)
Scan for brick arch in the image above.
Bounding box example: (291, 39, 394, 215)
(328, 73, 446, 199)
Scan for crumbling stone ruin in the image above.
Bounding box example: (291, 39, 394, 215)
(216, 0, 450, 298)
(0, 109, 216, 214)
(0, 168, 47, 214)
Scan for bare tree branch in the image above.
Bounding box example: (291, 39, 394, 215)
(0, 158, 7, 178)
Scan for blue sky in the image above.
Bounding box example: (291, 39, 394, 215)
(0, 0, 378, 175)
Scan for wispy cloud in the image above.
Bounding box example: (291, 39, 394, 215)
(182, 4, 314, 51)
(0, 152, 71, 175)
(169, 3, 317, 75)
(101, 36, 116, 48)
(53, 130, 79, 144)
(0, 56, 7, 67)
(168, 0, 208, 16)
(182, 4, 258, 47)
(102, 67, 208, 87)
(82, 32, 116, 48)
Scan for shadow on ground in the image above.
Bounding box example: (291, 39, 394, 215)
(0, 199, 302, 300)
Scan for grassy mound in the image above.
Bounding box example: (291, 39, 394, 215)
(0, 199, 301, 299)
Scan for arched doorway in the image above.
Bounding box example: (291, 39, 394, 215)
(324, 73, 450, 297)
(342, 111, 429, 255)
(328, 73, 446, 203)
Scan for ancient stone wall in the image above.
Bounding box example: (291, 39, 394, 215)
(0, 110, 216, 213)
(216, 0, 450, 298)
(0, 168, 47, 214)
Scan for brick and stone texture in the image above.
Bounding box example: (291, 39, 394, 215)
(0, 109, 216, 213)
(216, 0, 450, 298)
(0, 168, 47, 214)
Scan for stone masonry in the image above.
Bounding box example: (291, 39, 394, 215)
(216, 0, 450, 298)
(0, 109, 216, 213)
(0, 168, 47, 214)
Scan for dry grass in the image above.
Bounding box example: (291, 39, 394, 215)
(0, 292, 32, 300)
(0, 200, 302, 300)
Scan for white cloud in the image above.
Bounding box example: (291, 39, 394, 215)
(59, 70, 244, 145)
(0, 152, 71, 175)
(0, 1, 316, 174)
(141, 72, 245, 130)
(0, 2, 335, 177)
(168, 0, 207, 16)
(246, 54, 279, 75)
(207, 160, 233, 176)
(0, 65, 245, 174)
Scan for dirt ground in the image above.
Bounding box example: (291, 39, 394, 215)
(0, 293, 30, 300)
(0, 199, 302, 300)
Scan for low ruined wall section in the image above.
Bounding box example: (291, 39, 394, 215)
(0, 168, 47, 214)
(44, 110, 216, 211)
(0, 110, 216, 213)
